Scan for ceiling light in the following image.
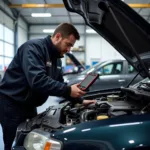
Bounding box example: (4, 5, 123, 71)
(86, 29, 97, 34)
(31, 13, 51, 17)
(43, 29, 55, 33)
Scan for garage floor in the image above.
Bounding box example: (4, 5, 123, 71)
(0, 96, 60, 149)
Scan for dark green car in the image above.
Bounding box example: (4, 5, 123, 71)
(12, 0, 150, 150)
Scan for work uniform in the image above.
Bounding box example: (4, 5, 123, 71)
(0, 35, 82, 150)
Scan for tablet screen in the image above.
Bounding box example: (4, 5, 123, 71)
(79, 73, 99, 90)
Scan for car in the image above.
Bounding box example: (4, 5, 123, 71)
(64, 59, 143, 91)
(12, 0, 150, 150)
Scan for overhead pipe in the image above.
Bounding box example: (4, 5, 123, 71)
(9, 4, 64, 8)
(8, 3, 150, 8)
(128, 3, 150, 8)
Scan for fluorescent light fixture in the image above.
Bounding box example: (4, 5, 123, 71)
(43, 29, 55, 33)
(31, 13, 51, 17)
(86, 29, 97, 34)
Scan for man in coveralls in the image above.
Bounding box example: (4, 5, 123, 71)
(0, 23, 96, 150)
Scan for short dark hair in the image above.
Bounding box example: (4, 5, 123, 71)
(52, 23, 80, 40)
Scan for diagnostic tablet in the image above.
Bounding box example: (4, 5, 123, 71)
(78, 73, 99, 91)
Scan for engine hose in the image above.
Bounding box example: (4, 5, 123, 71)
(80, 110, 97, 122)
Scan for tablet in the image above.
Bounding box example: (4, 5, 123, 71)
(78, 73, 99, 91)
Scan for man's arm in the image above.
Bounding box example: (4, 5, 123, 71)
(21, 45, 71, 98)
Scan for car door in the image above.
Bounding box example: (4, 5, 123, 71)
(89, 61, 125, 91)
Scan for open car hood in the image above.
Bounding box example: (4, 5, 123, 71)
(63, 0, 150, 78)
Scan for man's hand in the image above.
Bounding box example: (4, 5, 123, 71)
(70, 84, 86, 98)
(82, 100, 97, 106)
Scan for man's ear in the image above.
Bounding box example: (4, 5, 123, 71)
(55, 33, 62, 41)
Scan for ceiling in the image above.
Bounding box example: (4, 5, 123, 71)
(6, 0, 150, 25)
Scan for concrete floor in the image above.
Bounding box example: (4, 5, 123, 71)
(0, 96, 62, 149)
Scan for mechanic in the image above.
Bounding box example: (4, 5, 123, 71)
(0, 23, 96, 150)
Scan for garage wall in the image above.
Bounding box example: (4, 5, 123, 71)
(101, 37, 124, 61)
(29, 25, 124, 66)
(18, 17, 28, 48)
(86, 34, 124, 65)
(0, 1, 14, 29)
(86, 35, 101, 65)
(0, 11, 13, 30)
(29, 24, 85, 38)
(0, 1, 28, 49)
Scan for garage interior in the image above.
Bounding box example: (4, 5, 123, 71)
(0, 0, 150, 149)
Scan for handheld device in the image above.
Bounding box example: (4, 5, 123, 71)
(78, 73, 99, 91)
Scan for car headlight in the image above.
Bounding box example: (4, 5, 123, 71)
(23, 129, 62, 150)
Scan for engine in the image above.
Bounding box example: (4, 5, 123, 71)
(61, 94, 141, 126)
(18, 91, 145, 135)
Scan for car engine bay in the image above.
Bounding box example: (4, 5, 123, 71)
(14, 78, 150, 148)
(17, 79, 150, 135)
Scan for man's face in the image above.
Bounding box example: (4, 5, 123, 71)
(55, 33, 76, 57)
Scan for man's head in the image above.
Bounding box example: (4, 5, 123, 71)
(51, 23, 80, 57)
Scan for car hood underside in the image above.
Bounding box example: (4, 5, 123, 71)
(63, 0, 150, 78)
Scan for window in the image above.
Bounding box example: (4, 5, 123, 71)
(98, 64, 114, 75)
(0, 41, 3, 55)
(103, 64, 114, 75)
(0, 56, 4, 70)
(4, 43, 14, 57)
(4, 57, 12, 68)
(128, 64, 136, 74)
(0, 23, 14, 71)
(114, 63, 122, 74)
(0, 24, 3, 40)
(4, 26, 14, 44)
(98, 62, 123, 75)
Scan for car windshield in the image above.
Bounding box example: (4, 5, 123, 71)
(80, 61, 106, 75)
